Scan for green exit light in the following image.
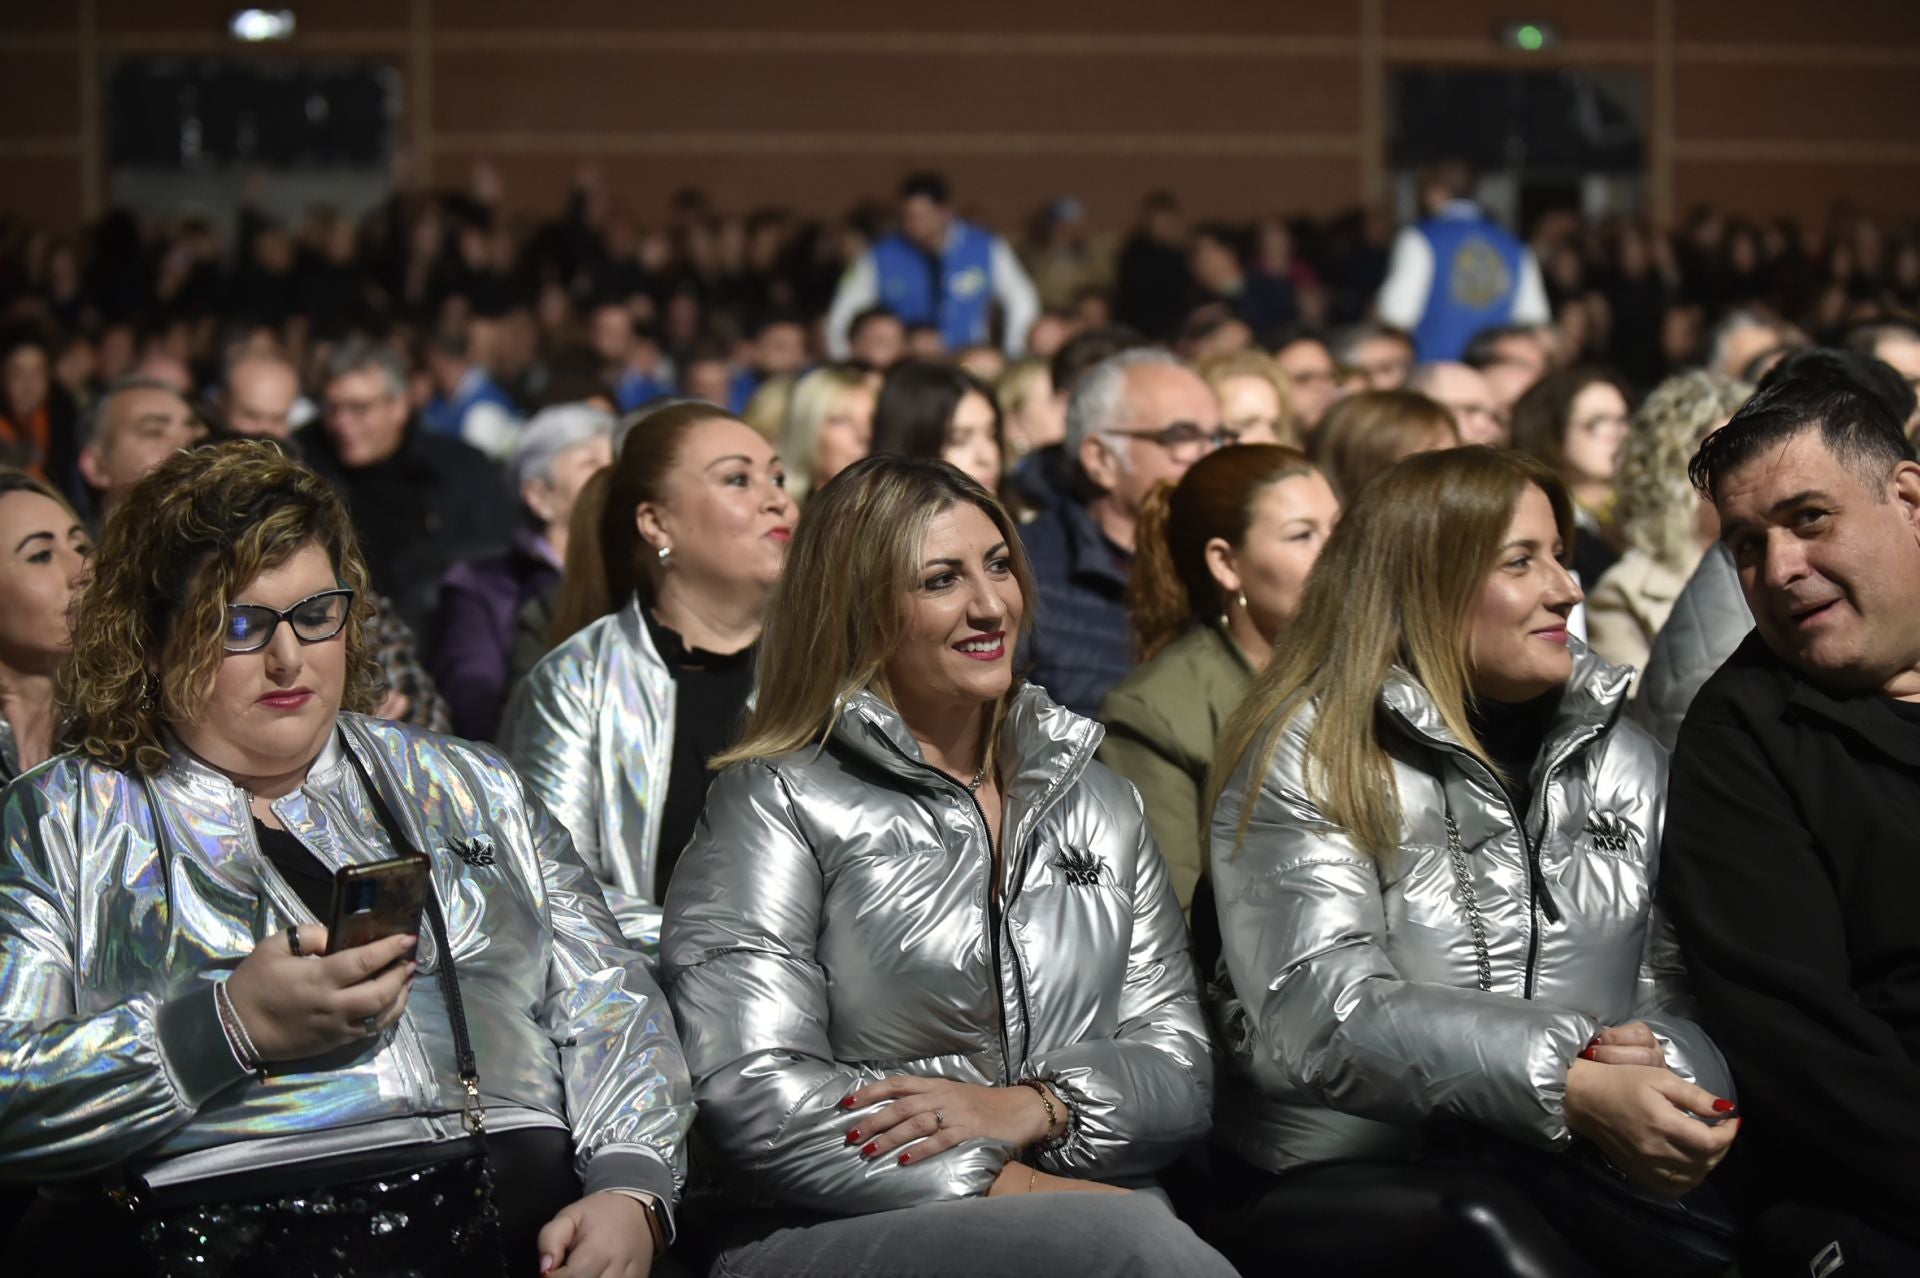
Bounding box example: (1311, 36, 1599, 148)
(1499, 21, 1561, 51)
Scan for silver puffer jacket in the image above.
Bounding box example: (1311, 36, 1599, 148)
(1209, 645, 1730, 1175)
(501, 595, 672, 947)
(660, 685, 1212, 1215)
(0, 714, 693, 1211)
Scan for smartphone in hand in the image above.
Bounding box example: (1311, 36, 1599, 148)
(324, 854, 431, 955)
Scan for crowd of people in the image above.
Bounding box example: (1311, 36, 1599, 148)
(0, 160, 1916, 1277)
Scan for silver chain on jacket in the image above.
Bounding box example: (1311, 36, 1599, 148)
(1444, 812, 1495, 993)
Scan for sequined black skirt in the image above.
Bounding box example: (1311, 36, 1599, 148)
(9, 1127, 579, 1278)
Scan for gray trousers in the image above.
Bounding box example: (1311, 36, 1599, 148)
(707, 1191, 1237, 1278)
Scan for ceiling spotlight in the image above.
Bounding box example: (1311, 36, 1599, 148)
(229, 9, 297, 42)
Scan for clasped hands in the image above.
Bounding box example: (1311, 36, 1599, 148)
(838, 1076, 1127, 1196)
(1564, 1021, 1740, 1199)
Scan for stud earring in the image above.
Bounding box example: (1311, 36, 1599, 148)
(657, 545, 672, 568)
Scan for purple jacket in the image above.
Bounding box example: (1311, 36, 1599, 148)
(429, 530, 562, 741)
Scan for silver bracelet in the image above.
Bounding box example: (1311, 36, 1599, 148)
(214, 980, 268, 1081)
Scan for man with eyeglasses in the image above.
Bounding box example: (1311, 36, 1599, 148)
(1272, 332, 1341, 437)
(1019, 348, 1225, 718)
(306, 338, 509, 637)
(1408, 361, 1507, 446)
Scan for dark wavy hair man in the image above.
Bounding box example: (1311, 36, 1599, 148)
(1661, 352, 1920, 1275)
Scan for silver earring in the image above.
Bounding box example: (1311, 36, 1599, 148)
(657, 545, 672, 568)
(140, 676, 158, 713)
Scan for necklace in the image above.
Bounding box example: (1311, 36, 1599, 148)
(965, 756, 990, 794)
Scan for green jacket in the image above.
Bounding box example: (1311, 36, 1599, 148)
(1098, 624, 1253, 911)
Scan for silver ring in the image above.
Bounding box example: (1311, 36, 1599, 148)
(934, 1109, 945, 1131)
(285, 926, 302, 957)
(364, 1015, 379, 1037)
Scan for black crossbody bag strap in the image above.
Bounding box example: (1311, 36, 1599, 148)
(342, 746, 484, 1133)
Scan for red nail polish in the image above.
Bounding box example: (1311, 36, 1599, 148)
(1712, 1099, 1736, 1114)
(846, 1129, 862, 1144)
(861, 1142, 877, 1157)
(1579, 1048, 1597, 1060)
(840, 1096, 857, 1109)
(898, 1152, 911, 1165)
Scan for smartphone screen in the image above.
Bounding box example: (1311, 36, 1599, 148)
(324, 854, 431, 954)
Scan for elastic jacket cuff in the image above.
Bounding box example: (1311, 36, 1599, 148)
(154, 984, 254, 1108)
(582, 1146, 678, 1246)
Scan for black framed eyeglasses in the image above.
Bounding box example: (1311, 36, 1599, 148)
(223, 589, 355, 654)
(1105, 420, 1240, 459)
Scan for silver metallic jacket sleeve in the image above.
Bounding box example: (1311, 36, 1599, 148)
(524, 774, 695, 1207)
(0, 779, 247, 1176)
(662, 763, 1015, 1214)
(1028, 803, 1213, 1178)
(502, 651, 659, 946)
(1215, 769, 1596, 1149)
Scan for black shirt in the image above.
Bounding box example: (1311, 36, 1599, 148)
(1469, 689, 1562, 817)
(255, 818, 334, 920)
(643, 609, 756, 900)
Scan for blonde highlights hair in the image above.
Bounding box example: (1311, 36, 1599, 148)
(58, 440, 382, 776)
(780, 365, 872, 508)
(1198, 349, 1299, 447)
(1205, 447, 1572, 861)
(1616, 371, 1751, 572)
(715, 454, 1035, 768)
(1311, 389, 1460, 503)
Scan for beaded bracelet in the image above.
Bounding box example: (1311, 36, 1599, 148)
(1017, 1078, 1069, 1150)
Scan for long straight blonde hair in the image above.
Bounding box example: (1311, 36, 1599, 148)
(714, 454, 1037, 768)
(1204, 447, 1574, 861)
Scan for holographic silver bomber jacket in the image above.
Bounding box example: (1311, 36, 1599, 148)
(0, 713, 693, 1208)
(660, 684, 1213, 1214)
(1208, 644, 1733, 1175)
(501, 594, 674, 948)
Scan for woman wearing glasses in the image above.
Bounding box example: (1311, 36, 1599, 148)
(0, 442, 695, 1278)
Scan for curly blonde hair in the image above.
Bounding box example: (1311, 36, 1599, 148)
(58, 440, 383, 775)
(1615, 372, 1753, 572)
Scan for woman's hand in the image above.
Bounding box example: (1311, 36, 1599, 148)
(987, 1162, 1131, 1197)
(840, 1076, 1055, 1163)
(537, 1192, 655, 1278)
(1564, 1059, 1739, 1196)
(1580, 1021, 1670, 1068)
(223, 925, 416, 1062)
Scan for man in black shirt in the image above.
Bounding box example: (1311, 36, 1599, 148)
(1662, 354, 1920, 1275)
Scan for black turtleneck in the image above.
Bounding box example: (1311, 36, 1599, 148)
(1469, 689, 1562, 816)
(643, 608, 757, 898)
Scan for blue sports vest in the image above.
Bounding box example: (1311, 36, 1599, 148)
(424, 370, 519, 438)
(870, 221, 996, 350)
(1412, 206, 1528, 363)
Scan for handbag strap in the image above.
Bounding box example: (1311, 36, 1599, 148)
(341, 744, 486, 1134)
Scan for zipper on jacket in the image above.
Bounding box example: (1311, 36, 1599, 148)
(961, 785, 1019, 1082)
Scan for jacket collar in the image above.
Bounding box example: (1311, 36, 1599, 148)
(614, 592, 671, 678)
(1059, 497, 1131, 590)
(161, 720, 350, 806)
(1380, 639, 1632, 769)
(831, 681, 1101, 811)
(1771, 635, 1920, 769)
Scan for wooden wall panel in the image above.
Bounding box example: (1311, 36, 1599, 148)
(94, 0, 406, 34)
(443, 0, 1357, 38)
(431, 48, 1359, 138)
(1382, 0, 1655, 42)
(0, 52, 79, 140)
(1672, 160, 1920, 225)
(0, 157, 83, 227)
(1675, 63, 1920, 144)
(1673, 0, 1920, 47)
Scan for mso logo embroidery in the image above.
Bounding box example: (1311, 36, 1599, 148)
(1584, 812, 1639, 855)
(1449, 237, 1512, 309)
(447, 837, 496, 868)
(1053, 849, 1109, 887)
